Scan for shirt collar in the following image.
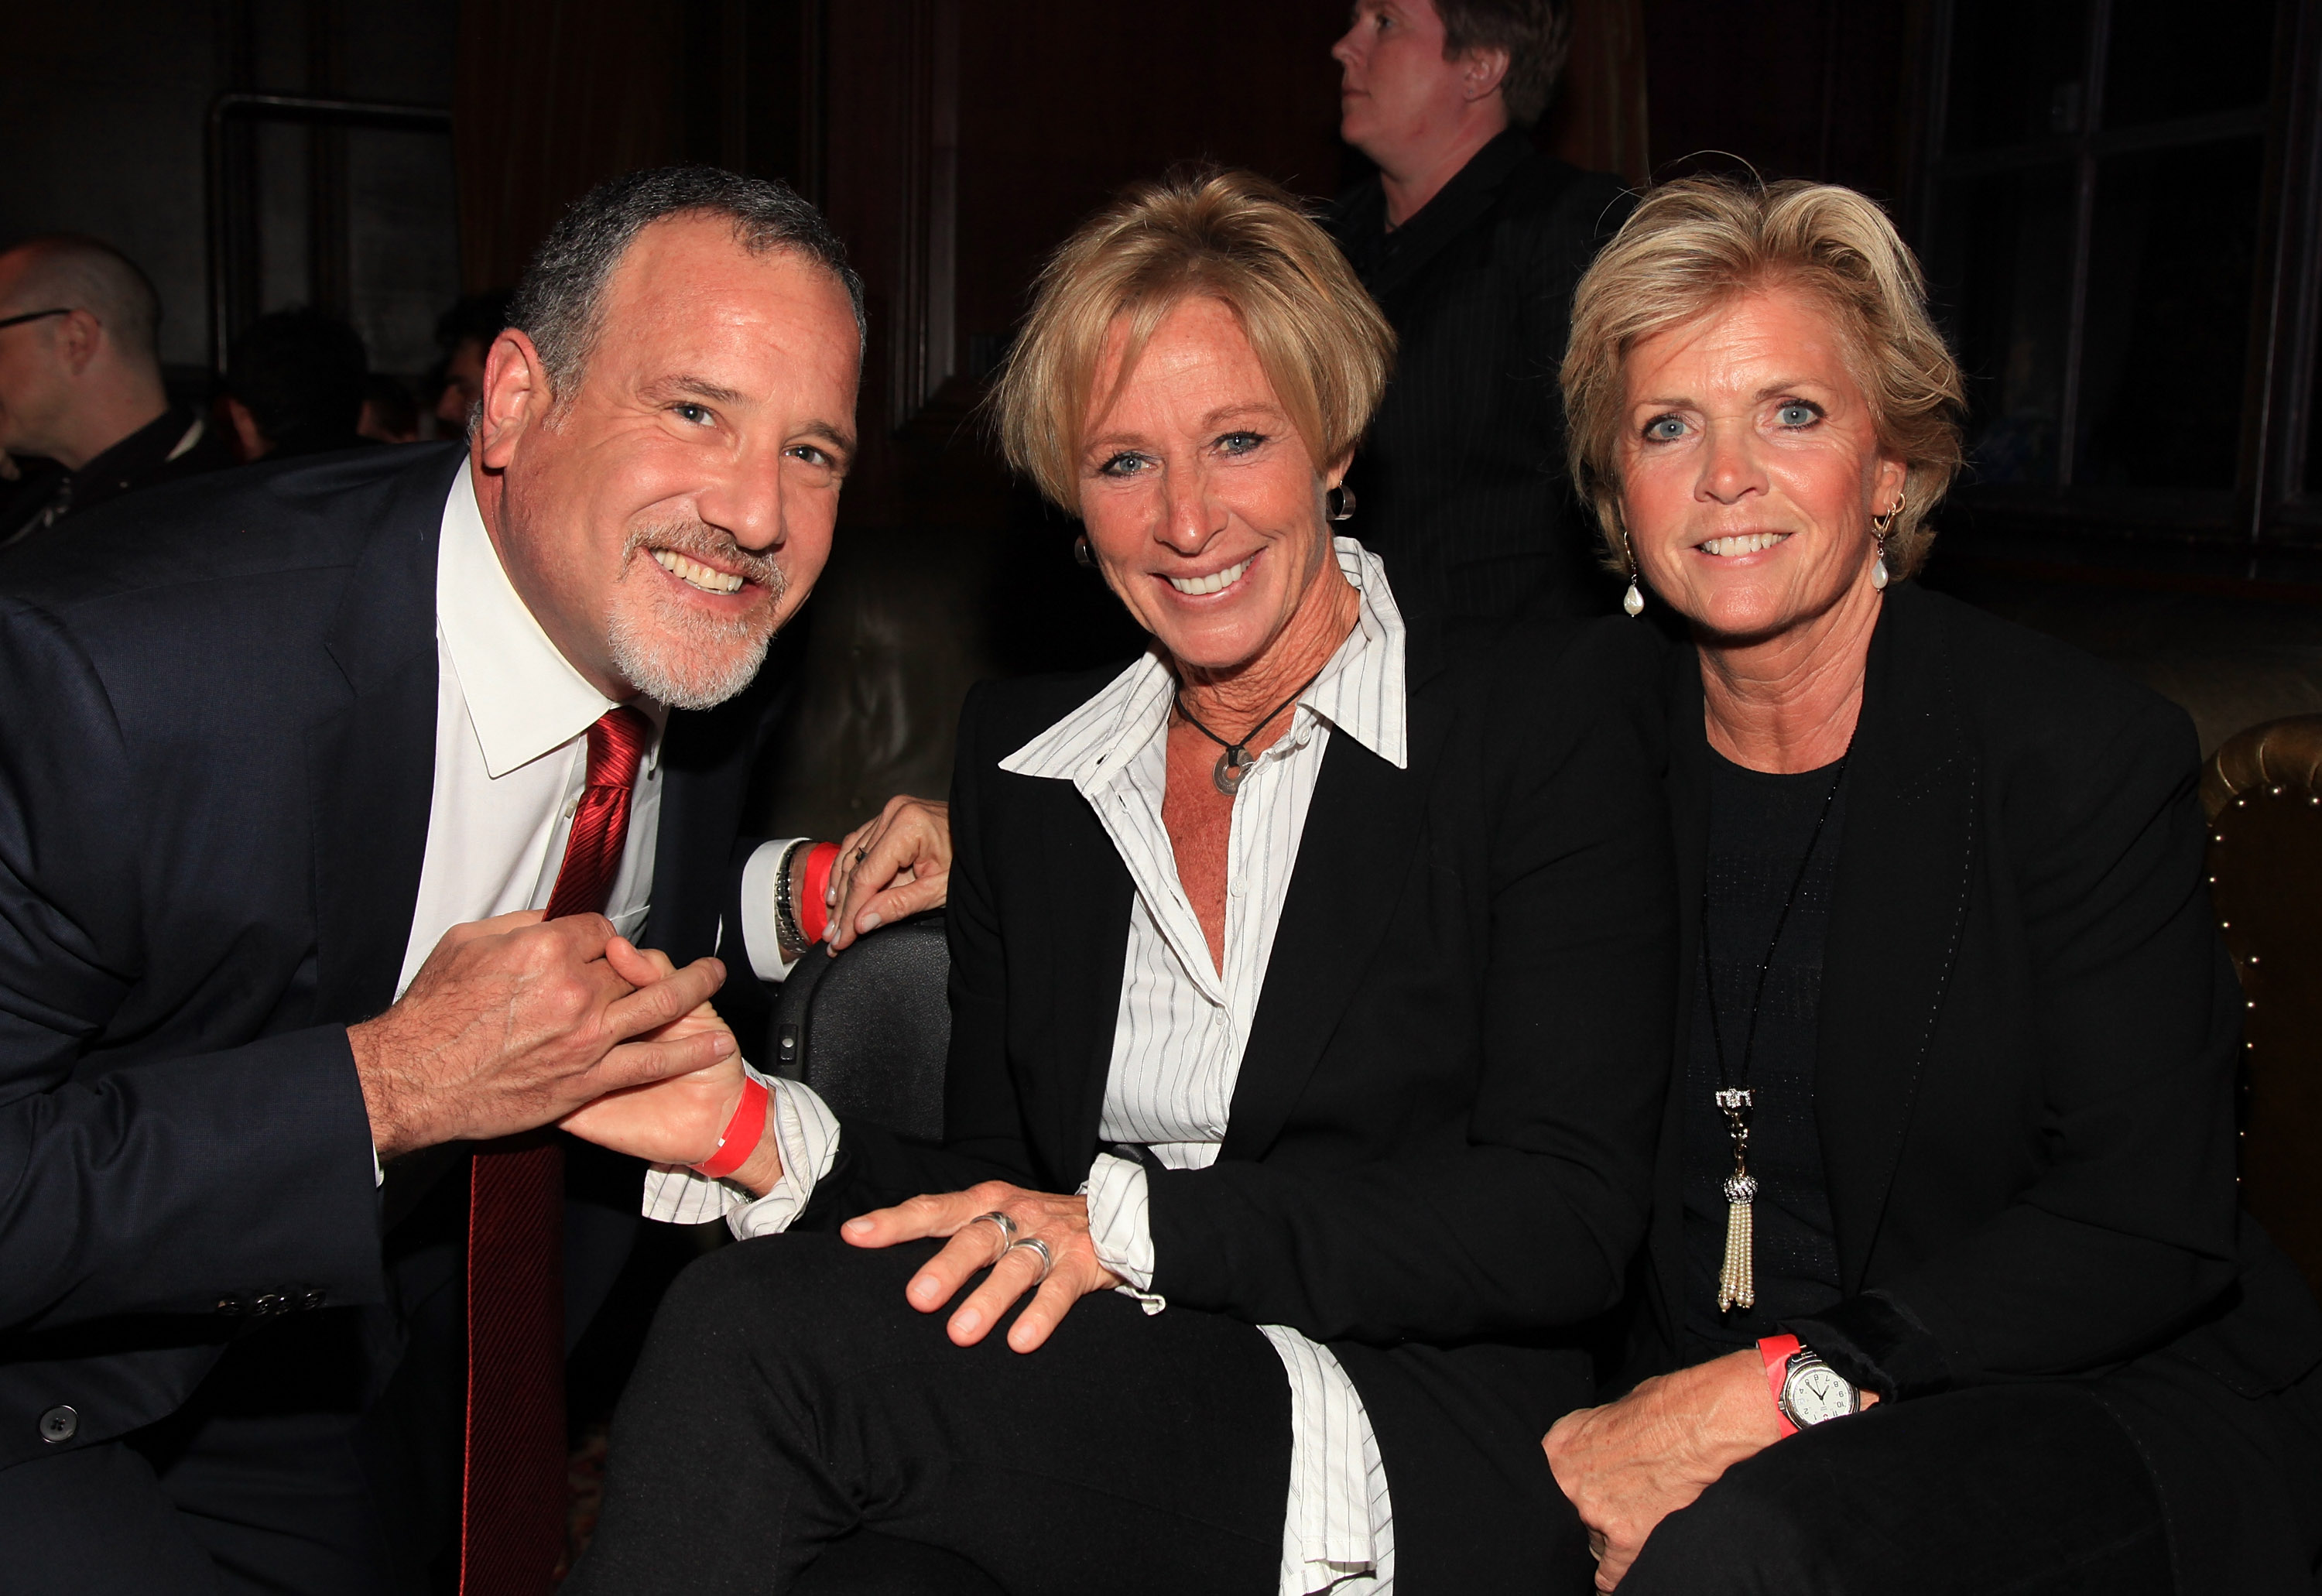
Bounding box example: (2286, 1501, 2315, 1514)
(1001, 536, 1408, 785)
(67, 404, 196, 492)
(437, 457, 649, 778)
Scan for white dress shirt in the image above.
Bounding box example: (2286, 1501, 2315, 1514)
(644, 539, 1406, 1596)
(394, 459, 796, 1005)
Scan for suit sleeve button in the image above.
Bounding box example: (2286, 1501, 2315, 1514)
(39, 1406, 77, 1444)
(216, 1296, 246, 1316)
(253, 1293, 288, 1316)
(298, 1289, 327, 1311)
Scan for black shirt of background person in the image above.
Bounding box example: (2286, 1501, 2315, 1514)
(227, 306, 372, 459)
(1680, 751, 1847, 1359)
(0, 402, 234, 550)
(1330, 130, 1632, 638)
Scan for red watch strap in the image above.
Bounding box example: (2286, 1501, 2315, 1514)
(1758, 1333, 1802, 1438)
(693, 1077, 771, 1181)
(797, 841, 842, 946)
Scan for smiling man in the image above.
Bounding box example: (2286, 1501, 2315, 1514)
(0, 169, 904, 1596)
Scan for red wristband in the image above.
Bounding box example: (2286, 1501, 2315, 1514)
(692, 1077, 771, 1181)
(1758, 1333, 1802, 1437)
(797, 841, 842, 946)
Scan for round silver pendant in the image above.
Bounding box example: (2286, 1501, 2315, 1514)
(1213, 749, 1251, 796)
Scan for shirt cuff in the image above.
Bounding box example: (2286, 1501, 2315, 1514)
(639, 1066, 841, 1237)
(738, 837, 809, 983)
(1784, 1289, 1955, 1404)
(1084, 1151, 1166, 1314)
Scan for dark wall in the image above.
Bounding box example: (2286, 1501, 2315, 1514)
(1642, 0, 1922, 204)
(951, 1, 1355, 367)
(0, 0, 459, 378)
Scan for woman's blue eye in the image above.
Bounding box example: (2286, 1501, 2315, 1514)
(1776, 402, 1820, 427)
(1098, 452, 1150, 478)
(1644, 415, 1687, 442)
(1216, 431, 1265, 456)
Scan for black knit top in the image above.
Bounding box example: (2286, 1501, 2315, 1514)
(1680, 747, 1849, 1361)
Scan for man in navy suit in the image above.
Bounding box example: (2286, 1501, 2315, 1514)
(0, 167, 896, 1594)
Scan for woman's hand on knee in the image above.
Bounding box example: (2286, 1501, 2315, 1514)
(841, 1181, 1122, 1354)
(1544, 1349, 1784, 1591)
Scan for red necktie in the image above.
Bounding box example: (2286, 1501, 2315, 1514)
(461, 706, 653, 1596)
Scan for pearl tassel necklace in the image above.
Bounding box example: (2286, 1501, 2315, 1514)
(1700, 748, 1851, 1317)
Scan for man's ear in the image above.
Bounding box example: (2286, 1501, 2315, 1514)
(57, 309, 103, 377)
(475, 327, 553, 471)
(1461, 45, 1511, 104)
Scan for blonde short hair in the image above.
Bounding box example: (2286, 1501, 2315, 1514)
(993, 169, 1394, 512)
(1562, 177, 1966, 579)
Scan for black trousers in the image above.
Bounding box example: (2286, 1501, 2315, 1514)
(1622, 1360, 2322, 1596)
(567, 1234, 1299, 1596)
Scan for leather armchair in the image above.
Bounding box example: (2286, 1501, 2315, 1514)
(2203, 715, 2322, 1300)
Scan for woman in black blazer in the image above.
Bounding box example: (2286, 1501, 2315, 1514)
(567, 170, 1674, 1596)
(1543, 176, 2322, 1595)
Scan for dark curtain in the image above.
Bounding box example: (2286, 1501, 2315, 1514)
(454, 0, 683, 293)
(1546, 0, 1652, 187)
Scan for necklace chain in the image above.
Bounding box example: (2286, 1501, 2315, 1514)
(1174, 670, 1325, 796)
(1700, 745, 1851, 1315)
(1700, 748, 1852, 1096)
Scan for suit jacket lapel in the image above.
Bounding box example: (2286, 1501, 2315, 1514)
(1813, 585, 1979, 1289)
(1220, 624, 1450, 1162)
(308, 451, 455, 1023)
(1030, 776, 1135, 1173)
(1651, 651, 1713, 1338)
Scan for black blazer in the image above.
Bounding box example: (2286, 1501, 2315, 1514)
(0, 444, 789, 1475)
(1640, 582, 2322, 1586)
(1330, 134, 1632, 635)
(803, 610, 1676, 1594)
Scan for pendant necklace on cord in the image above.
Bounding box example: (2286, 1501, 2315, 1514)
(1175, 670, 1324, 796)
(1701, 745, 1851, 1313)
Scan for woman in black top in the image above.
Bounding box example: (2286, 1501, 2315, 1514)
(1543, 176, 2322, 1595)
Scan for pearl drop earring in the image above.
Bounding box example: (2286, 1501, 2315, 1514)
(1621, 530, 1645, 618)
(1870, 507, 1896, 592)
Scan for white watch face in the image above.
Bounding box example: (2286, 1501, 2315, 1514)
(1783, 1359, 1857, 1426)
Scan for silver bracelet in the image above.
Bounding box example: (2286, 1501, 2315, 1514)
(772, 837, 812, 961)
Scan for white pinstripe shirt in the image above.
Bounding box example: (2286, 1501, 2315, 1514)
(644, 539, 1404, 1594)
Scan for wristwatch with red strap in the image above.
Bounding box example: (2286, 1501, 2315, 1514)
(1758, 1333, 1864, 1437)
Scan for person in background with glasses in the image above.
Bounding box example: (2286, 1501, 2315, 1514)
(0, 235, 233, 549)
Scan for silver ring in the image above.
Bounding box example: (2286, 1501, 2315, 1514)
(971, 1211, 1017, 1260)
(1005, 1236, 1055, 1285)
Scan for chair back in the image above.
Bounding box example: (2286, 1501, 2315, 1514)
(769, 912, 950, 1145)
(2203, 715, 2322, 1300)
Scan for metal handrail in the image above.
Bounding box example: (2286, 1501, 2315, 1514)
(203, 92, 454, 379)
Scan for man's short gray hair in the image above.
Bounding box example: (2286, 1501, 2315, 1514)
(0, 235, 163, 369)
(507, 166, 866, 403)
